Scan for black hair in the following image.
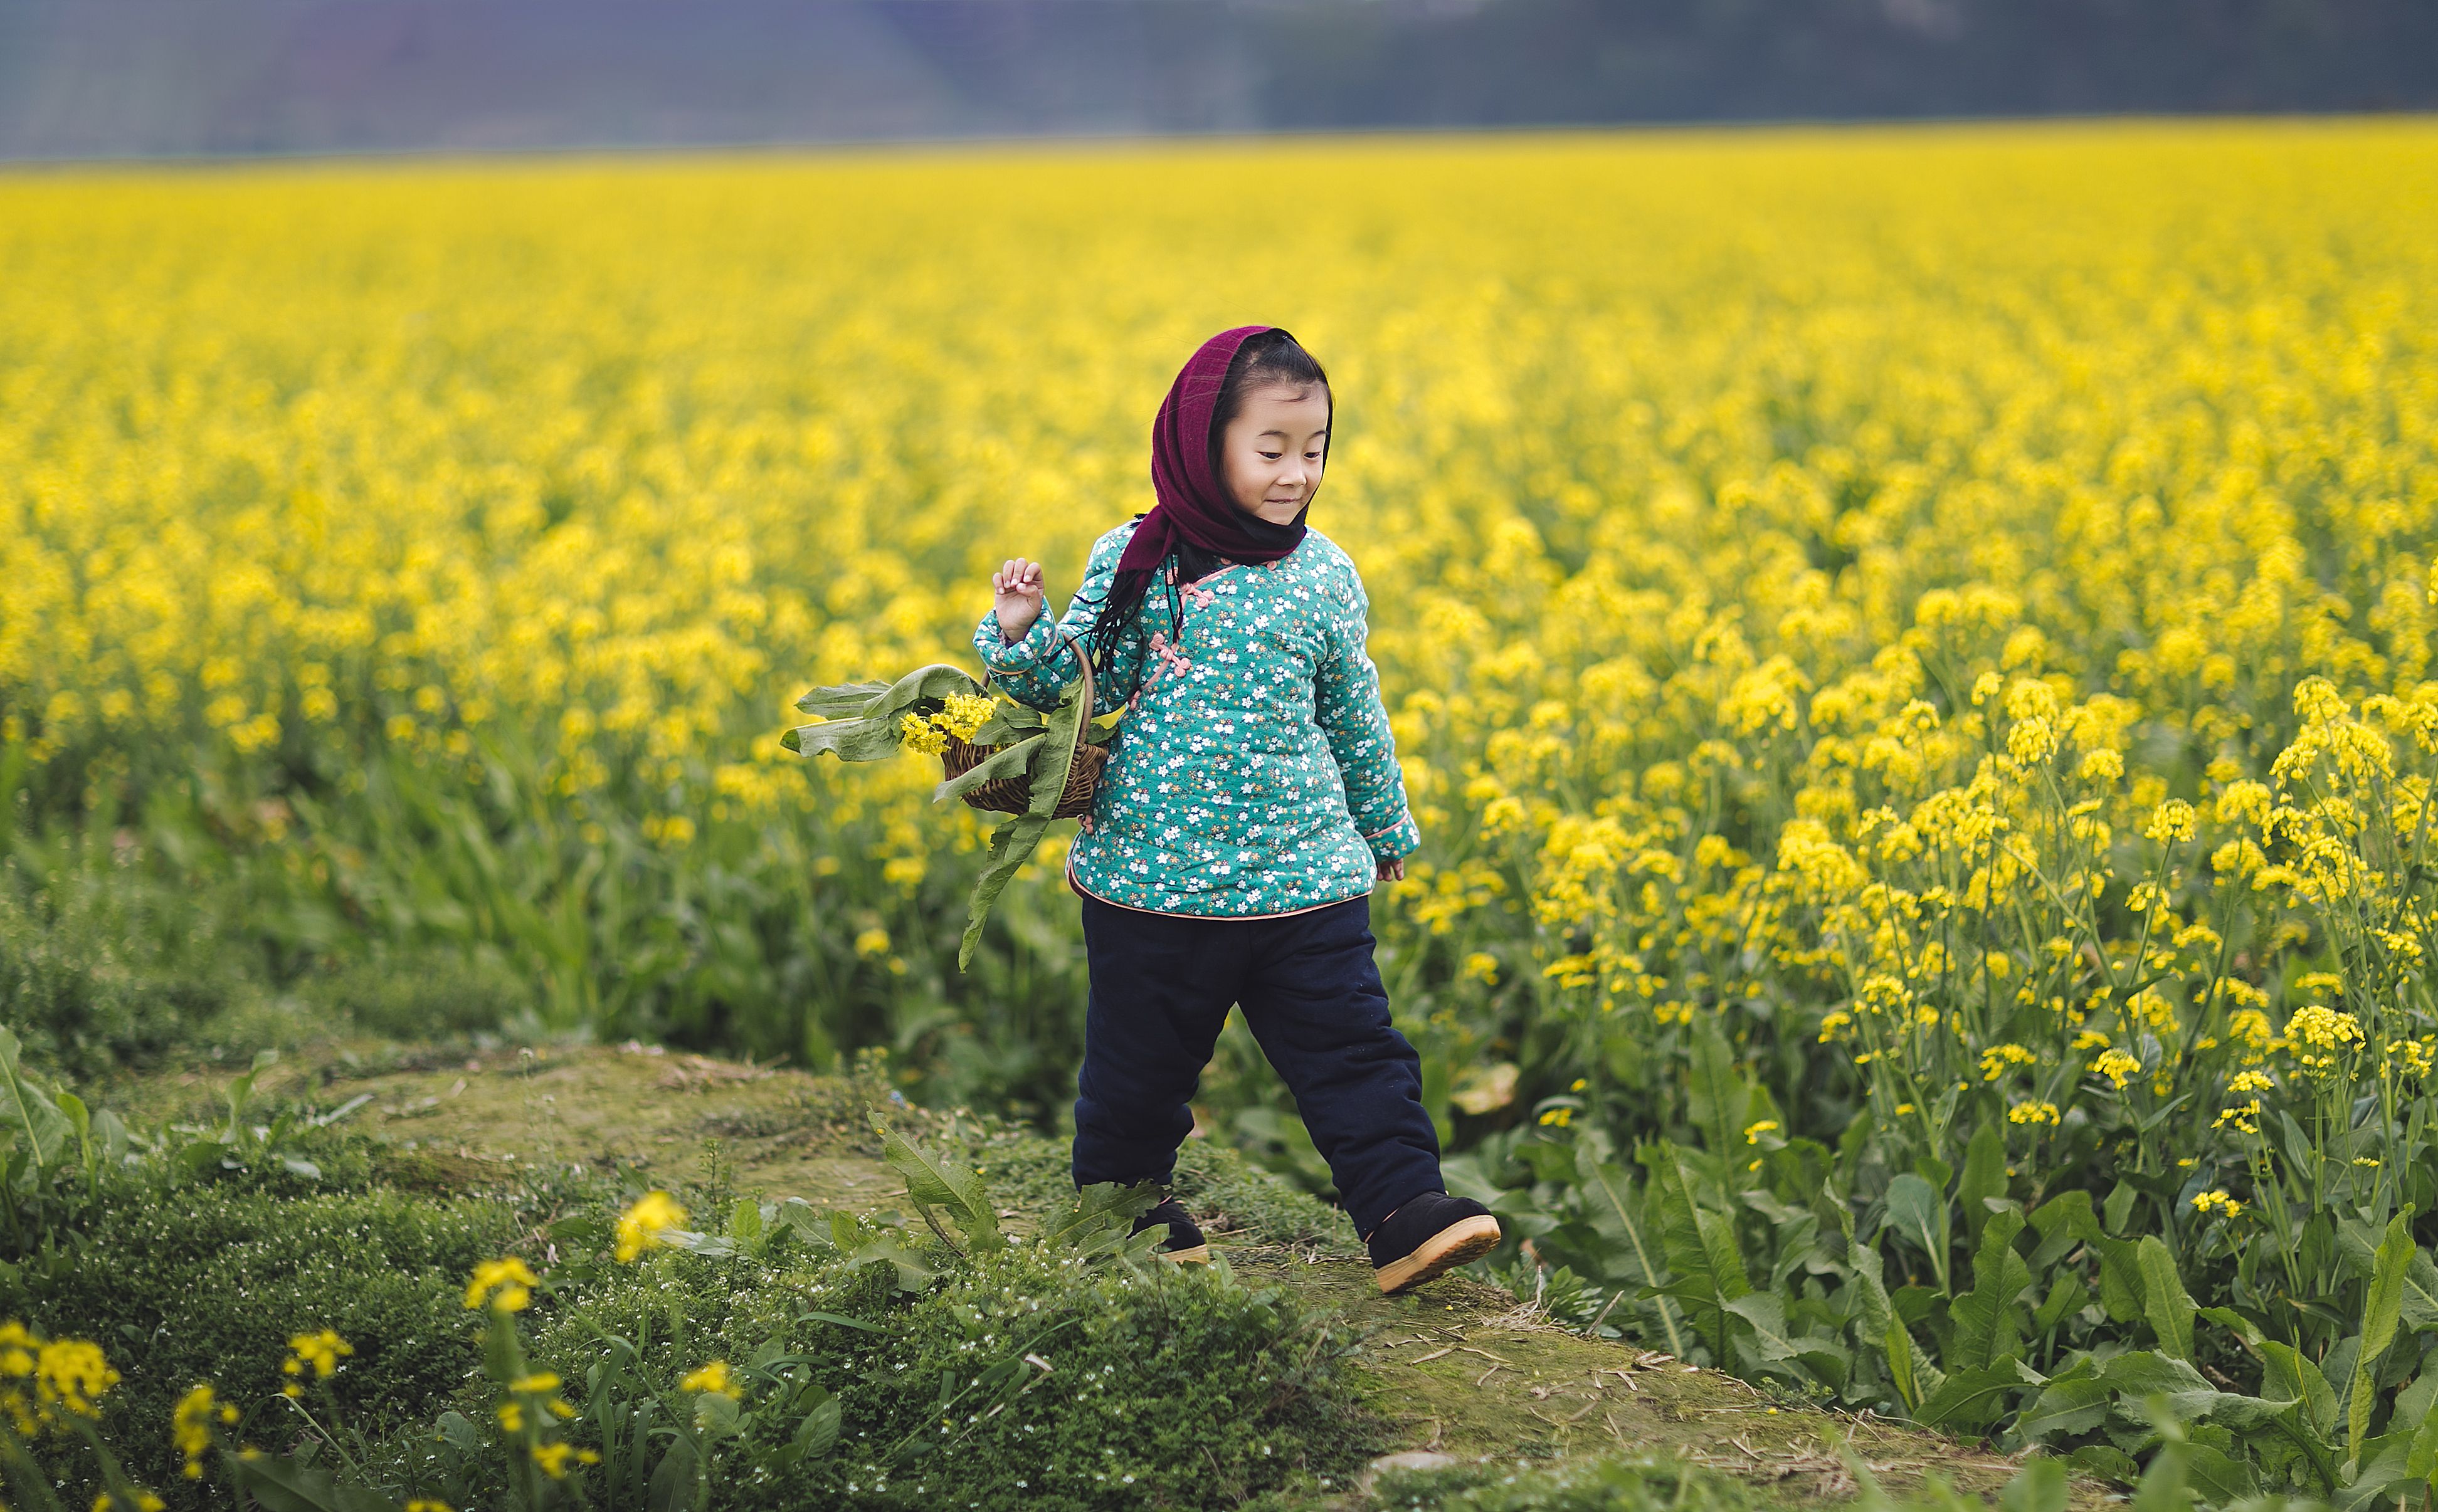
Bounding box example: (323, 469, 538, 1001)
(1203, 328, 1332, 488)
(1077, 330, 1333, 680)
(1173, 330, 1331, 586)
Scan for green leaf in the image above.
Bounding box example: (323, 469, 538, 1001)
(2018, 1376, 2113, 1443)
(0, 1027, 71, 1172)
(1685, 1022, 1741, 1158)
(695, 1387, 742, 1438)
(2101, 1351, 2219, 1424)
(1915, 1363, 2021, 1433)
(2198, 1305, 2264, 1350)
(793, 1389, 843, 1460)
(788, 664, 986, 761)
(932, 733, 1042, 804)
(2069, 1444, 2140, 1483)
(1884, 1172, 1951, 1294)
(647, 1432, 702, 1512)
(957, 812, 1050, 971)
(1723, 1293, 1802, 1363)
(1581, 1147, 1685, 1358)
(1039, 1181, 1161, 1256)
(1951, 1207, 2030, 1370)
(2349, 1210, 2415, 1465)
(1958, 1120, 2007, 1246)
(877, 1125, 1005, 1254)
(794, 679, 893, 717)
(2104, 1180, 2138, 1236)
(2262, 1340, 2340, 1439)
(1638, 1141, 1749, 1364)
(1998, 1457, 2069, 1512)
(2137, 1236, 2196, 1361)
(731, 1197, 765, 1246)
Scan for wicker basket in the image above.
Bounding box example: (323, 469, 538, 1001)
(940, 654, 1104, 819)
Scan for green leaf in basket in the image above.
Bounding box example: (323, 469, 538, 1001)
(934, 734, 1042, 807)
(956, 675, 1093, 970)
(959, 813, 1050, 971)
(786, 664, 984, 763)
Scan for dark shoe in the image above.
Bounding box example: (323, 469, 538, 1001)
(1133, 1198, 1210, 1264)
(1368, 1192, 1501, 1294)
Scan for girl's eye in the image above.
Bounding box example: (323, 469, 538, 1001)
(1259, 451, 1283, 461)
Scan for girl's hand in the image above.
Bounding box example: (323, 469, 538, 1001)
(993, 559, 1046, 643)
(1376, 856, 1405, 883)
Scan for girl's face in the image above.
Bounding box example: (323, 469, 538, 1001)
(1218, 382, 1329, 526)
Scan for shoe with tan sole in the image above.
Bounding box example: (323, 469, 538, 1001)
(1134, 1198, 1210, 1264)
(1368, 1192, 1502, 1294)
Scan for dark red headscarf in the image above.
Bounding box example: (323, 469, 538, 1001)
(1103, 325, 1317, 630)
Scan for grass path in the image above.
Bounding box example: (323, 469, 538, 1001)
(122, 1042, 2060, 1508)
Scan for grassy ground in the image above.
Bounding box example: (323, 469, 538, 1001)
(101, 1041, 2076, 1509)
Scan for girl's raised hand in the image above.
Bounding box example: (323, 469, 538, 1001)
(993, 559, 1047, 643)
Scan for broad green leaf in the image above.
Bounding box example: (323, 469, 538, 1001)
(1580, 1146, 1685, 1358)
(1951, 1207, 2030, 1370)
(2137, 1236, 2196, 1361)
(958, 812, 1050, 970)
(2101, 1351, 2219, 1424)
(2198, 1305, 2264, 1349)
(2262, 1340, 2340, 1439)
(1915, 1363, 2020, 1433)
(2018, 1376, 2113, 1443)
(2349, 1211, 2415, 1465)
(1999, 1456, 2069, 1512)
(1723, 1293, 1801, 1363)
(695, 1387, 742, 1437)
(0, 1027, 71, 1172)
(877, 1125, 1005, 1254)
(730, 1197, 764, 1245)
(1038, 1181, 1161, 1254)
(1685, 1022, 1741, 1158)
(793, 679, 893, 717)
(1958, 1121, 2007, 1246)
(647, 1432, 702, 1512)
(794, 1389, 843, 1459)
(1638, 1141, 1749, 1363)
(933, 733, 1042, 804)
(1884, 1172, 1951, 1294)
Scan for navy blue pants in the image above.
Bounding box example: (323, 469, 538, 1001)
(1070, 891, 1442, 1238)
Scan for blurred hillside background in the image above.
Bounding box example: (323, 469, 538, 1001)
(2, 0, 2433, 159)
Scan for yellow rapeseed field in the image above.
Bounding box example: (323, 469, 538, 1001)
(4, 123, 2437, 1240)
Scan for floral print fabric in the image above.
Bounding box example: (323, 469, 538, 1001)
(973, 520, 1420, 918)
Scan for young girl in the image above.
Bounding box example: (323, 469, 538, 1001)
(974, 325, 1502, 1294)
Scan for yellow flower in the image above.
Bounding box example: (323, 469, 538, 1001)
(898, 712, 947, 757)
(35, 1338, 119, 1420)
(2091, 1049, 2142, 1090)
(1462, 952, 1499, 985)
(2192, 1190, 2244, 1218)
(2007, 1101, 2061, 1126)
(172, 1383, 237, 1478)
(615, 1191, 690, 1263)
(284, 1329, 353, 1380)
(934, 691, 996, 741)
(530, 1440, 599, 1479)
(464, 1257, 540, 1313)
(853, 927, 892, 958)
(679, 1360, 736, 1396)
(1742, 1120, 1780, 1145)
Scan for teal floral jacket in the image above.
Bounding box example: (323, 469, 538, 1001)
(973, 520, 1420, 918)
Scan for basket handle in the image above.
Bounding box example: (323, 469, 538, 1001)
(979, 633, 1095, 770)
